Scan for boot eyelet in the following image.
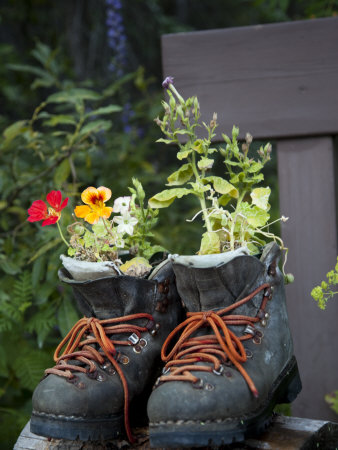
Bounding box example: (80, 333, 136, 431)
(205, 383, 214, 391)
(253, 336, 262, 345)
(162, 366, 170, 375)
(96, 373, 106, 382)
(246, 349, 253, 358)
(261, 319, 267, 327)
(255, 330, 264, 338)
(116, 353, 130, 364)
(139, 338, 147, 348)
(86, 370, 98, 380)
(133, 344, 142, 354)
(192, 378, 204, 389)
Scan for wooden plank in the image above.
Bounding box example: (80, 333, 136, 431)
(277, 137, 338, 422)
(161, 17, 338, 140)
(13, 416, 338, 449)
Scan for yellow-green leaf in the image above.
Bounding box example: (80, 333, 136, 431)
(148, 188, 193, 208)
(250, 187, 271, 211)
(197, 158, 214, 170)
(199, 231, 221, 255)
(203, 176, 238, 198)
(53, 158, 71, 188)
(167, 163, 193, 186)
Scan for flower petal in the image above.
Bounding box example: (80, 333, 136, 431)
(42, 216, 58, 226)
(101, 206, 113, 220)
(81, 187, 98, 206)
(74, 205, 92, 219)
(46, 190, 62, 209)
(27, 200, 47, 222)
(60, 197, 69, 211)
(84, 211, 101, 224)
(97, 186, 112, 203)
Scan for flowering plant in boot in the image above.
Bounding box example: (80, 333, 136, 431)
(150, 77, 289, 270)
(28, 178, 164, 276)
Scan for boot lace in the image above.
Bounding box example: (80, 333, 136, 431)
(45, 313, 155, 443)
(159, 283, 272, 398)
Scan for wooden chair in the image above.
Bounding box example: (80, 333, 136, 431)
(161, 16, 338, 422)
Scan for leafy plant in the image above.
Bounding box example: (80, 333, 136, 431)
(149, 77, 288, 259)
(311, 257, 338, 310)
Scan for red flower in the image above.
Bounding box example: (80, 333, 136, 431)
(27, 190, 68, 227)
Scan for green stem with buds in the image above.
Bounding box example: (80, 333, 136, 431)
(57, 221, 70, 247)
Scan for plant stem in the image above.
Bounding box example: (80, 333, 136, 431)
(191, 149, 212, 232)
(57, 221, 70, 247)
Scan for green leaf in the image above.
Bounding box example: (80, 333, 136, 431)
(12, 348, 52, 391)
(47, 88, 102, 104)
(177, 148, 192, 160)
(28, 238, 62, 263)
(0, 255, 20, 275)
(199, 231, 221, 255)
(203, 176, 238, 198)
(236, 202, 270, 228)
(92, 222, 108, 238)
(156, 138, 174, 144)
(148, 188, 194, 208)
(247, 162, 264, 173)
(166, 163, 193, 186)
(53, 158, 71, 188)
(197, 158, 214, 171)
(1, 120, 28, 149)
(250, 187, 271, 211)
(79, 119, 112, 135)
(57, 299, 80, 338)
(85, 104, 122, 117)
(43, 115, 77, 127)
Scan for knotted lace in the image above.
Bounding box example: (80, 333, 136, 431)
(160, 283, 271, 398)
(45, 313, 154, 443)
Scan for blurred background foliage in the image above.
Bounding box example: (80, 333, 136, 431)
(0, 0, 337, 447)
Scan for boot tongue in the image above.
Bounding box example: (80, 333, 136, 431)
(172, 247, 266, 312)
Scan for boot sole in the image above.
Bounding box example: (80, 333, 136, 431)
(30, 411, 124, 441)
(149, 355, 302, 447)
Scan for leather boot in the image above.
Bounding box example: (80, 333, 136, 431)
(30, 258, 182, 443)
(147, 242, 302, 447)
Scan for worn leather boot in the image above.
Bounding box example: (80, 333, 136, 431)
(30, 258, 182, 443)
(148, 242, 302, 447)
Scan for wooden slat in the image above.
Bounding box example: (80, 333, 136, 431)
(277, 136, 338, 422)
(13, 416, 338, 449)
(162, 17, 338, 140)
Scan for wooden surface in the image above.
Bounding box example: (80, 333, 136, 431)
(277, 137, 338, 422)
(162, 17, 338, 140)
(13, 415, 338, 449)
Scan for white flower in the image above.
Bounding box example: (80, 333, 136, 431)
(113, 196, 131, 214)
(114, 213, 138, 236)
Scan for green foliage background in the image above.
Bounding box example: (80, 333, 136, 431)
(0, 1, 336, 447)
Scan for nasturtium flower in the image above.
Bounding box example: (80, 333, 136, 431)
(113, 196, 131, 214)
(74, 186, 113, 224)
(27, 190, 68, 227)
(114, 213, 138, 236)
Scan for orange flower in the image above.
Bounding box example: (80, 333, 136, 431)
(74, 186, 113, 224)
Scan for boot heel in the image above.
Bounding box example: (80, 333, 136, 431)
(279, 360, 302, 404)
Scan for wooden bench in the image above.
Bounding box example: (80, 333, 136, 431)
(13, 416, 338, 449)
(161, 16, 338, 422)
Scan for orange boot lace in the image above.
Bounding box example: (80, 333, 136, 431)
(159, 283, 272, 398)
(45, 313, 156, 443)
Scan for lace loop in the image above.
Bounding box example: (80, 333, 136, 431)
(160, 283, 270, 398)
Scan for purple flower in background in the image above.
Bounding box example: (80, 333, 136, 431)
(162, 76, 174, 89)
(105, 0, 127, 78)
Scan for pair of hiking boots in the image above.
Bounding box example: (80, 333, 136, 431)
(30, 242, 302, 447)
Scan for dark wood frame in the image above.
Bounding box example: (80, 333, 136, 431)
(161, 16, 338, 421)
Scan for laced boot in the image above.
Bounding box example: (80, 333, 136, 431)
(30, 258, 182, 443)
(147, 242, 302, 447)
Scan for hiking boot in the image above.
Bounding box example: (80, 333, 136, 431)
(147, 243, 302, 447)
(30, 258, 182, 443)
